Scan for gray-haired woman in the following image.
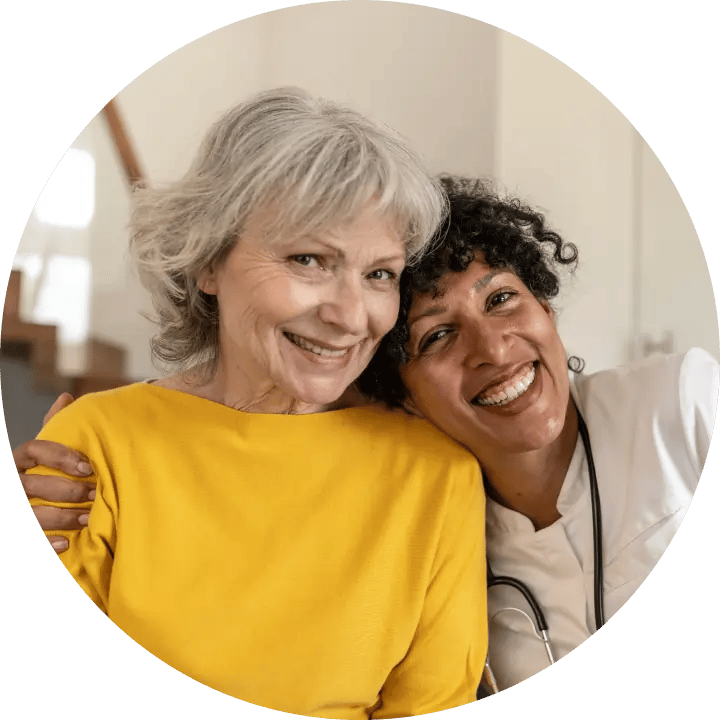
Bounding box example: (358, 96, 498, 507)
(17, 88, 487, 718)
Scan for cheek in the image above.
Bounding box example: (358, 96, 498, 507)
(523, 310, 558, 353)
(532, 317, 569, 400)
(248, 275, 321, 324)
(368, 292, 401, 337)
(402, 361, 451, 414)
(537, 318, 566, 366)
(282, 278, 324, 313)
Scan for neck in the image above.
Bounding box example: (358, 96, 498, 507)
(157, 357, 367, 416)
(481, 400, 579, 531)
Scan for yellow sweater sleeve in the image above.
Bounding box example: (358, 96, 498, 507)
(27, 398, 118, 613)
(373, 459, 487, 717)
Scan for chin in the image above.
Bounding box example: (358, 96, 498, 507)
(290, 379, 350, 407)
(500, 435, 556, 454)
(505, 416, 566, 453)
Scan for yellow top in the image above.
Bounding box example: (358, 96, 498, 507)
(30, 383, 487, 718)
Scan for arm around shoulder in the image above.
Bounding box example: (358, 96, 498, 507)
(27, 396, 118, 612)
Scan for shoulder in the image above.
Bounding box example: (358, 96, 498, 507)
(677, 347, 719, 407)
(334, 405, 482, 492)
(39, 383, 156, 438)
(349, 404, 477, 461)
(574, 348, 718, 487)
(355, 407, 485, 516)
(52, 382, 153, 414)
(574, 349, 717, 416)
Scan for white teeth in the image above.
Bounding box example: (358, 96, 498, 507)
(474, 365, 536, 407)
(286, 333, 350, 358)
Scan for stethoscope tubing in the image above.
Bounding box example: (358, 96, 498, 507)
(578, 410, 605, 631)
(487, 574, 556, 664)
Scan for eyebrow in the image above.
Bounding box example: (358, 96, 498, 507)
(473, 269, 502, 291)
(290, 236, 406, 266)
(407, 269, 502, 327)
(290, 237, 344, 255)
(375, 253, 407, 266)
(407, 303, 448, 327)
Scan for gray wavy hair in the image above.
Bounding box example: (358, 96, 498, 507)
(129, 87, 447, 373)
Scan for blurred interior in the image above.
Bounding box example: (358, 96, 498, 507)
(2, 2, 717, 448)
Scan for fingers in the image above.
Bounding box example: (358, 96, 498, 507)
(33, 505, 89, 532)
(48, 536, 70, 554)
(17, 393, 87, 551)
(20, 473, 95, 503)
(43, 393, 75, 426)
(13, 438, 92, 477)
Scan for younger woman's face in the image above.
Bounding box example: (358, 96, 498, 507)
(400, 255, 571, 458)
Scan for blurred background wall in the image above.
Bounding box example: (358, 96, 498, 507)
(3, 1, 716, 446)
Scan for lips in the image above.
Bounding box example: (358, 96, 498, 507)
(472, 363, 536, 407)
(284, 332, 353, 358)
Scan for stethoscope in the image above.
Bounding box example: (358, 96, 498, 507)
(486, 409, 605, 670)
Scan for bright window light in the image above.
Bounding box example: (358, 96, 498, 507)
(33, 148, 96, 229)
(12, 253, 43, 283)
(33, 255, 91, 343)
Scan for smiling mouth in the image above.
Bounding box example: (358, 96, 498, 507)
(284, 332, 353, 358)
(472, 363, 536, 407)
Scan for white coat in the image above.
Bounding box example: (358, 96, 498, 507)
(485, 348, 719, 690)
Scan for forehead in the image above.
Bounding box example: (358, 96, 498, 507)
(249, 206, 407, 257)
(411, 256, 498, 308)
(322, 209, 404, 247)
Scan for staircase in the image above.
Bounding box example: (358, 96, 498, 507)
(1, 269, 130, 397)
(1, 99, 143, 399)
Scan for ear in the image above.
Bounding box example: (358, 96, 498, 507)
(197, 265, 218, 295)
(539, 298, 555, 321)
(401, 395, 425, 418)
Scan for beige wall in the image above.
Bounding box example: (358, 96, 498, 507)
(115, 2, 497, 182)
(262, 2, 497, 177)
(116, 15, 273, 185)
(638, 137, 719, 358)
(495, 32, 717, 370)
(496, 32, 635, 371)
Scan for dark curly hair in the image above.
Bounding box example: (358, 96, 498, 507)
(357, 176, 580, 406)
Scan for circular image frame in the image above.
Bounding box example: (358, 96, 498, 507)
(0, 1, 719, 718)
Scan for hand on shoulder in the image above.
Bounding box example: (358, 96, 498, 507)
(14, 393, 96, 553)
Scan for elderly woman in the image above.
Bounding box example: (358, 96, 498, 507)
(14, 92, 488, 717)
(359, 176, 717, 690)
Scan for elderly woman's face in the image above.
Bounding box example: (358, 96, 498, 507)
(400, 255, 571, 457)
(201, 207, 406, 406)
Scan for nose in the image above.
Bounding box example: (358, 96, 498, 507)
(462, 318, 513, 368)
(318, 276, 369, 336)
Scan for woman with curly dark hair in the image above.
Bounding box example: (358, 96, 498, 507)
(360, 175, 717, 691)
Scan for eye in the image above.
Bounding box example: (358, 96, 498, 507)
(486, 289, 517, 310)
(289, 254, 322, 268)
(419, 327, 453, 353)
(367, 268, 398, 283)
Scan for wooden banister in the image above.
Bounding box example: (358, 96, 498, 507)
(102, 98, 146, 188)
